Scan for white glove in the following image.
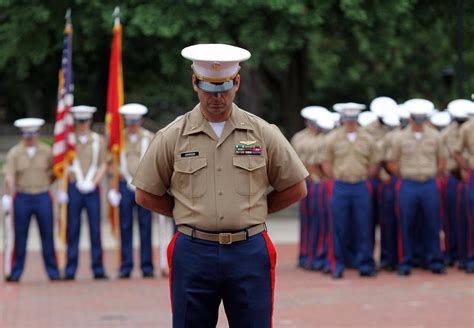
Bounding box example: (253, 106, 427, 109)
(2, 195, 12, 213)
(126, 181, 136, 192)
(76, 181, 96, 194)
(107, 189, 122, 207)
(57, 190, 69, 204)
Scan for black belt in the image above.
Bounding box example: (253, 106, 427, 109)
(177, 223, 266, 245)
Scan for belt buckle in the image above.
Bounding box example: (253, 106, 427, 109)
(218, 233, 233, 245)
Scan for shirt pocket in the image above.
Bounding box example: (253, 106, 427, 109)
(401, 141, 415, 156)
(232, 156, 267, 196)
(172, 157, 208, 198)
(15, 156, 30, 172)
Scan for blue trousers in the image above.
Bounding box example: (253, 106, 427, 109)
(10, 192, 59, 280)
(397, 179, 444, 272)
(309, 182, 326, 269)
(329, 180, 375, 275)
(379, 176, 398, 269)
(65, 183, 105, 277)
(458, 171, 474, 270)
(168, 230, 276, 328)
(119, 181, 154, 275)
(298, 179, 313, 267)
(443, 175, 459, 264)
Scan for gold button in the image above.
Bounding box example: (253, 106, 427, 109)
(191, 126, 196, 130)
(240, 122, 245, 125)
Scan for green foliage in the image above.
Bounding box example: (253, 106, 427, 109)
(0, 0, 472, 135)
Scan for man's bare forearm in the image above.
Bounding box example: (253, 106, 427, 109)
(267, 180, 307, 214)
(136, 188, 174, 217)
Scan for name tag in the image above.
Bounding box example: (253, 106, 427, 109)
(180, 151, 199, 158)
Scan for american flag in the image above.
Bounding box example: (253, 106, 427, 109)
(52, 20, 75, 178)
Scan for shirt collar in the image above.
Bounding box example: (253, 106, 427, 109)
(182, 103, 253, 138)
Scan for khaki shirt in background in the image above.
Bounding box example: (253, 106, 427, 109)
(364, 120, 390, 141)
(305, 133, 326, 182)
(69, 131, 107, 181)
(290, 128, 312, 164)
(454, 120, 474, 169)
(441, 122, 461, 172)
(122, 128, 154, 179)
(133, 103, 309, 231)
(377, 128, 400, 183)
(387, 127, 446, 181)
(322, 127, 380, 183)
(5, 142, 52, 194)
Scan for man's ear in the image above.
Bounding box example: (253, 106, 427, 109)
(233, 75, 241, 92)
(192, 75, 199, 92)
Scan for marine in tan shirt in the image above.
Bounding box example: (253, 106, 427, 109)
(133, 43, 308, 327)
(2, 118, 60, 282)
(454, 119, 474, 171)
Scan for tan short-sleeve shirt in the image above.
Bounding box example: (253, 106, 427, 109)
(454, 120, 474, 169)
(290, 128, 312, 164)
(69, 131, 107, 181)
(364, 120, 390, 141)
(133, 104, 309, 230)
(387, 127, 446, 180)
(122, 128, 154, 178)
(5, 142, 52, 194)
(377, 128, 400, 182)
(441, 122, 461, 171)
(321, 127, 380, 183)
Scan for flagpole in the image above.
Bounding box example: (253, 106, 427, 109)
(57, 8, 72, 271)
(109, 5, 122, 269)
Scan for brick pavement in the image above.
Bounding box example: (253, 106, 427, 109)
(1, 242, 473, 328)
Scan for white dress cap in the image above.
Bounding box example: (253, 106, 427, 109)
(403, 99, 434, 116)
(448, 99, 474, 117)
(14, 118, 45, 132)
(181, 44, 251, 91)
(370, 96, 398, 118)
(315, 111, 335, 130)
(71, 105, 97, 120)
(119, 103, 148, 120)
(382, 112, 400, 127)
(430, 111, 451, 128)
(397, 104, 410, 119)
(331, 112, 341, 125)
(333, 102, 366, 116)
(358, 111, 377, 127)
(300, 106, 329, 120)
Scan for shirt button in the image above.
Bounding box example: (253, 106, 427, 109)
(219, 216, 224, 220)
(218, 191, 223, 195)
(217, 167, 222, 172)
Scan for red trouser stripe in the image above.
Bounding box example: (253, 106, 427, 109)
(316, 184, 325, 257)
(326, 180, 336, 272)
(466, 171, 473, 257)
(262, 231, 277, 328)
(167, 231, 180, 311)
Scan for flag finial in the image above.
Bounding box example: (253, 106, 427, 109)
(65, 8, 71, 25)
(113, 6, 120, 25)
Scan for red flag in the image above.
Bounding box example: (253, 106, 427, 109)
(106, 19, 124, 155)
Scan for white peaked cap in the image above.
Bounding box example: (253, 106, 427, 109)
(370, 96, 398, 117)
(181, 44, 250, 93)
(358, 111, 378, 127)
(397, 104, 410, 119)
(333, 102, 366, 115)
(119, 103, 148, 119)
(448, 99, 474, 117)
(316, 112, 335, 130)
(71, 105, 97, 120)
(403, 99, 434, 115)
(430, 111, 451, 128)
(300, 106, 329, 120)
(14, 118, 45, 132)
(382, 112, 400, 127)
